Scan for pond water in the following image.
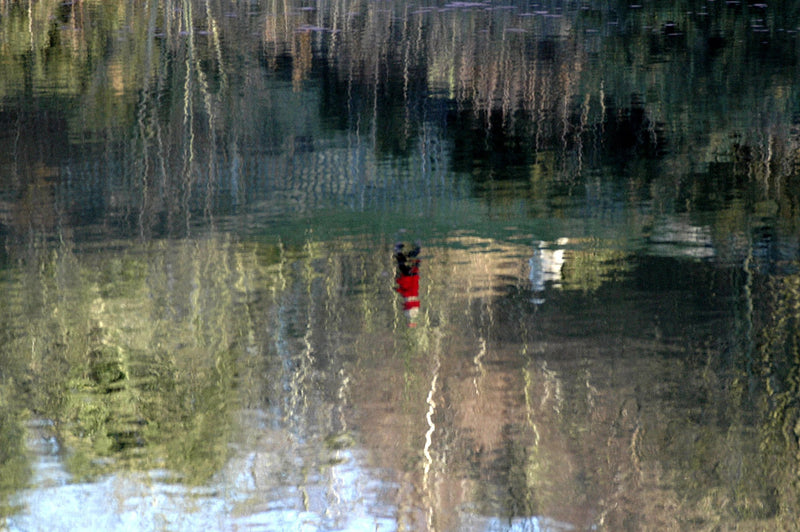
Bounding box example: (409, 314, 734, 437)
(1, 0, 800, 530)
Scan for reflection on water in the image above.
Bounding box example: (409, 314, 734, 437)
(2, 0, 800, 530)
(529, 238, 568, 303)
(13, 415, 400, 531)
(0, 234, 789, 530)
(394, 241, 422, 326)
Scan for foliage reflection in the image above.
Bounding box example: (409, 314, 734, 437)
(1, 0, 800, 530)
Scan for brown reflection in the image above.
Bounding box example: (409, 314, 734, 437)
(292, 29, 314, 92)
(335, 235, 787, 529)
(11, 163, 59, 236)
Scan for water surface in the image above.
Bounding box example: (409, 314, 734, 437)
(1, 0, 800, 530)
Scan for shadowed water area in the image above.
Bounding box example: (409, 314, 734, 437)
(1, 0, 800, 530)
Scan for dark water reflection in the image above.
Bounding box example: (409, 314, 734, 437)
(2, 0, 800, 530)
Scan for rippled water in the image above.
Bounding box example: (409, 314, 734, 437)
(1, 0, 800, 530)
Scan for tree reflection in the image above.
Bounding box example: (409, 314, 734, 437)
(756, 271, 800, 521)
(2, 0, 800, 529)
(0, 228, 800, 528)
(2, 0, 799, 238)
(0, 237, 275, 489)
